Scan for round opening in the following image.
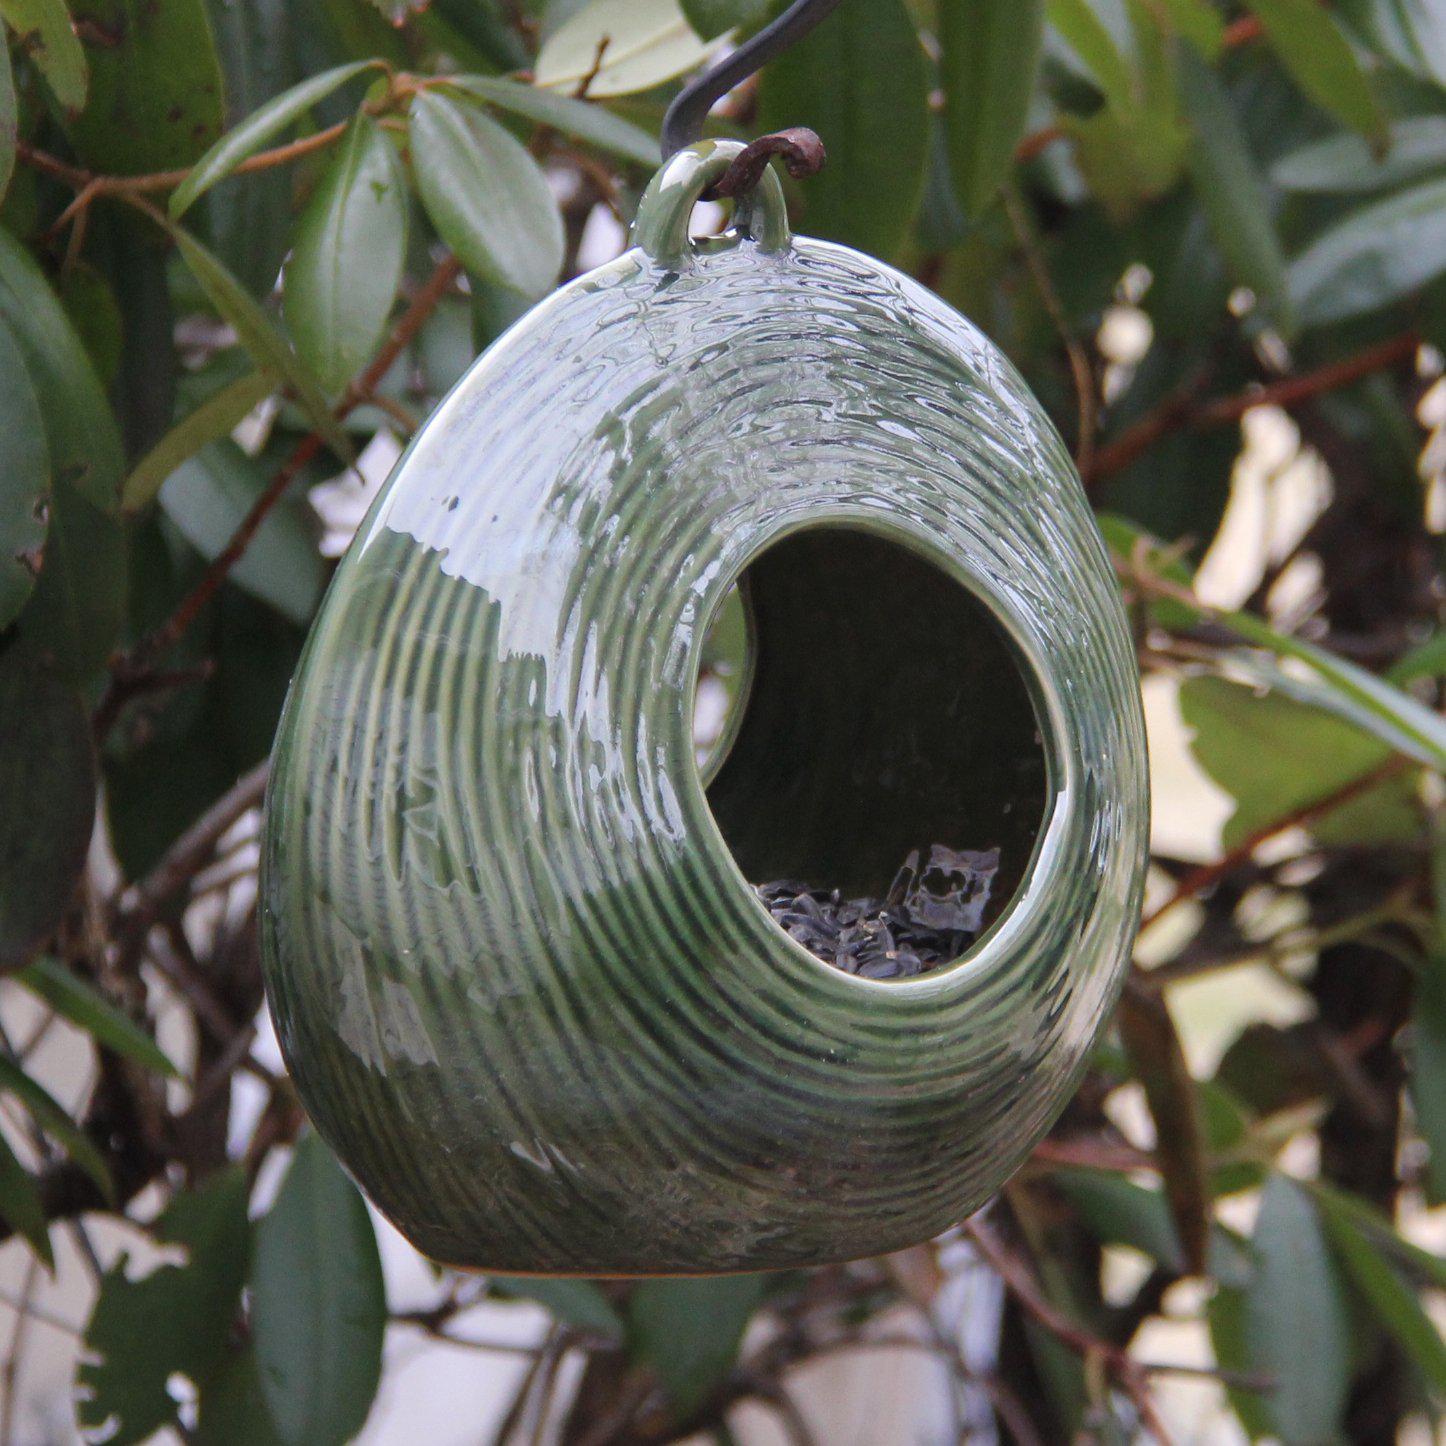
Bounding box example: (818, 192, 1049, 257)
(693, 525, 1051, 981)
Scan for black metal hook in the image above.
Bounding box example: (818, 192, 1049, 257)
(661, 0, 843, 196)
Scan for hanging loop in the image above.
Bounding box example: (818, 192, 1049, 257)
(660, 0, 843, 197)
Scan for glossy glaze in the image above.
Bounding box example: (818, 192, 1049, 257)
(260, 141, 1149, 1275)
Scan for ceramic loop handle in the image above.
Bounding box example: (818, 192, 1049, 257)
(632, 139, 791, 265)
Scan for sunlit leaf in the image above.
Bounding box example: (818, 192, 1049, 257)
(535, 0, 717, 98)
(0, 0, 87, 109)
(170, 59, 383, 218)
(940, 0, 1045, 217)
(251, 1133, 386, 1446)
(284, 113, 406, 395)
(1274, 117, 1446, 194)
(410, 90, 564, 298)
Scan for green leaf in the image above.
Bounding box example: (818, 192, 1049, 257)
(1316, 1187, 1446, 1392)
(10, 475, 127, 681)
(444, 74, 659, 166)
(160, 441, 325, 625)
(1246, 0, 1384, 138)
(0, 1129, 51, 1266)
(940, 0, 1045, 216)
(284, 114, 405, 396)
(0, 314, 49, 630)
(0, 657, 96, 970)
(79, 1170, 251, 1446)
(629, 1275, 768, 1420)
(0, 226, 125, 510)
(171, 59, 382, 218)
(680, 0, 766, 40)
(1308, 1181, 1446, 1289)
(162, 219, 352, 460)
(0, 0, 87, 109)
(0, 1053, 109, 1193)
(410, 91, 564, 298)
(1289, 174, 1446, 328)
(251, 1133, 386, 1446)
(1048, 0, 1135, 113)
(196, 1347, 285, 1446)
(0, 37, 15, 202)
(1208, 1285, 1274, 1437)
(1274, 117, 1446, 194)
(62, 0, 226, 174)
(124, 370, 272, 513)
(1055, 1169, 1252, 1287)
(1178, 51, 1292, 330)
(1413, 952, 1446, 1204)
(1245, 1174, 1352, 1444)
(1179, 675, 1420, 849)
(491, 1277, 625, 1338)
(757, 0, 928, 257)
(17, 956, 177, 1076)
(535, 0, 716, 98)
(1158, 0, 1225, 56)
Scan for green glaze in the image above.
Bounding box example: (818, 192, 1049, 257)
(260, 140, 1149, 1276)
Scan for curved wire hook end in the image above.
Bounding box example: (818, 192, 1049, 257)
(710, 127, 826, 200)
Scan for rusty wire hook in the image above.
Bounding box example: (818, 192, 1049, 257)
(660, 0, 842, 199)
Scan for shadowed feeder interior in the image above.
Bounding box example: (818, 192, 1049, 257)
(695, 527, 1050, 974)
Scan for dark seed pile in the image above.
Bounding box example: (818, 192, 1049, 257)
(755, 844, 1001, 980)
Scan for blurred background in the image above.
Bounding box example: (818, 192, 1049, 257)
(0, 0, 1444, 1441)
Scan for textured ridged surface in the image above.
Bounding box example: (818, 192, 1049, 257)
(260, 143, 1149, 1275)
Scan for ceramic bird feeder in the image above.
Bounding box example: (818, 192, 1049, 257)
(259, 136, 1149, 1277)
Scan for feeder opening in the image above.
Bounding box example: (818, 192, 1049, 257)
(695, 527, 1050, 979)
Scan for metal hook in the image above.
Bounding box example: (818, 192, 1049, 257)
(660, 0, 843, 196)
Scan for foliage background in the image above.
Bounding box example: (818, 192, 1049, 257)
(0, 0, 1444, 1440)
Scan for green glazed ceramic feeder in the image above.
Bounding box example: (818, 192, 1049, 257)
(259, 141, 1149, 1276)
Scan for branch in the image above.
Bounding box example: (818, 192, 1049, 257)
(1085, 330, 1421, 485)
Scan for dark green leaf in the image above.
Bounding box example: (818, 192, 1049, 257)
(0, 1128, 51, 1266)
(1246, 0, 1384, 138)
(534, 0, 714, 97)
(940, 0, 1045, 216)
(629, 1274, 768, 1420)
(62, 0, 226, 173)
(196, 1347, 285, 1446)
(0, 656, 96, 970)
(162, 219, 352, 459)
(1048, 0, 1135, 112)
(160, 440, 325, 625)
(1316, 1187, 1446, 1392)
(0, 38, 15, 201)
(124, 370, 273, 513)
(0, 1053, 109, 1192)
(410, 90, 564, 298)
(1274, 117, 1446, 194)
(679, 0, 766, 40)
(251, 1133, 386, 1446)
(1289, 175, 1446, 327)
(757, 0, 928, 257)
(1388, 627, 1446, 684)
(170, 59, 382, 217)
(1413, 952, 1446, 1204)
(1208, 1285, 1274, 1437)
(492, 1277, 625, 1338)
(284, 113, 406, 396)
(78, 1170, 251, 1446)
(1178, 51, 1292, 330)
(0, 225, 125, 510)
(1309, 1181, 1446, 1289)
(57, 262, 122, 386)
(0, 313, 49, 630)
(17, 956, 177, 1075)
(0, 0, 87, 109)
(1336, 0, 1446, 86)
(445, 74, 659, 166)
(1245, 1174, 1352, 1444)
